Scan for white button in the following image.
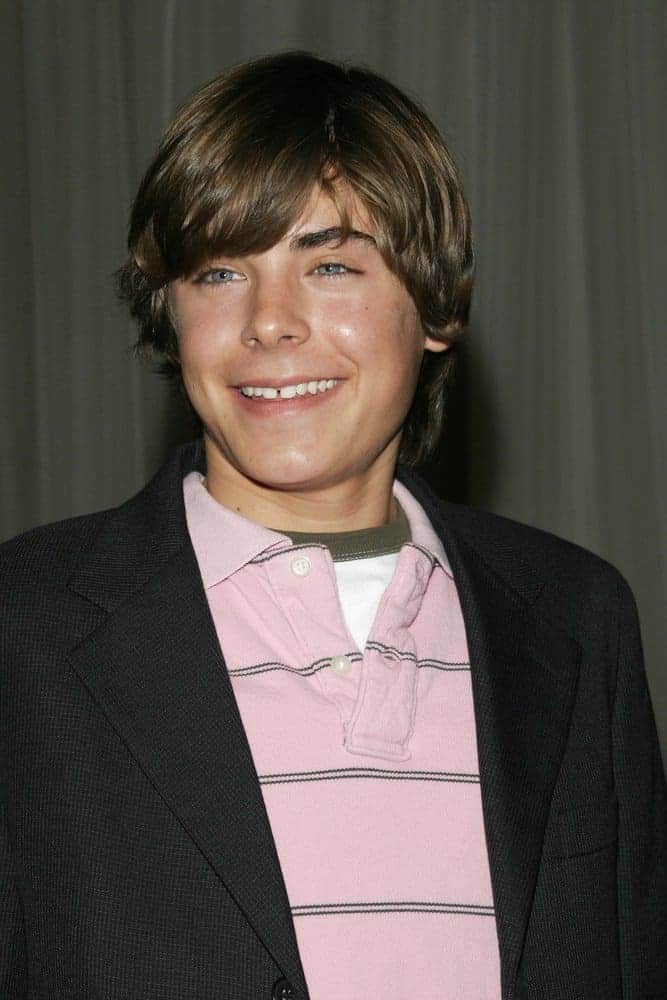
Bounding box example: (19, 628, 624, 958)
(290, 555, 312, 577)
(330, 655, 351, 675)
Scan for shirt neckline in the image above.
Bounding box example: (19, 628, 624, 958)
(278, 502, 411, 563)
(182, 472, 453, 586)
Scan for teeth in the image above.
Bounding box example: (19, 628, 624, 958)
(240, 379, 338, 399)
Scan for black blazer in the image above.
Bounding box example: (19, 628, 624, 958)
(1, 440, 665, 1000)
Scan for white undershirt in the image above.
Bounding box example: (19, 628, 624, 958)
(332, 552, 401, 652)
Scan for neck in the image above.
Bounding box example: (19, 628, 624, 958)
(203, 438, 399, 533)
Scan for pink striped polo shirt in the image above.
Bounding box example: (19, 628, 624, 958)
(183, 471, 501, 999)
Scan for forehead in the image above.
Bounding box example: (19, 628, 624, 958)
(285, 184, 374, 241)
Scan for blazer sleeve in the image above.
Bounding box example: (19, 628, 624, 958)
(0, 794, 27, 994)
(611, 572, 667, 999)
(1, 548, 27, 993)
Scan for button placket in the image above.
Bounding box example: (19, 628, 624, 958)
(293, 546, 362, 715)
(264, 548, 360, 719)
(343, 547, 428, 758)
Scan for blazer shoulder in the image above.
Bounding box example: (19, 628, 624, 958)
(399, 464, 632, 608)
(441, 498, 636, 637)
(448, 497, 616, 567)
(0, 509, 112, 591)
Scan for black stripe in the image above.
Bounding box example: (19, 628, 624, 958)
(419, 658, 471, 671)
(249, 542, 325, 566)
(258, 767, 479, 785)
(291, 901, 494, 917)
(409, 543, 437, 567)
(228, 653, 469, 677)
(228, 653, 362, 678)
(365, 641, 418, 662)
(365, 640, 469, 670)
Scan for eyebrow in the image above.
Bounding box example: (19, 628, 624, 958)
(288, 227, 377, 252)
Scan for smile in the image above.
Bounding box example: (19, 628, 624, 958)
(239, 379, 339, 399)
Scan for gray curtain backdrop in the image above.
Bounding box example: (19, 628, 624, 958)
(2, 0, 666, 755)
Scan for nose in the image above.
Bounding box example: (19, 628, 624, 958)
(241, 277, 310, 349)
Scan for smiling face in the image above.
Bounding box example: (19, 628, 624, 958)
(169, 185, 449, 530)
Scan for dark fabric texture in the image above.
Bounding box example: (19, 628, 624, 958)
(1, 439, 665, 1000)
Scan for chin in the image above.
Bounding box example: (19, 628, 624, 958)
(246, 466, 328, 492)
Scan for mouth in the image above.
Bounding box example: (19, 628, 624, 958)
(237, 378, 340, 400)
(231, 378, 344, 416)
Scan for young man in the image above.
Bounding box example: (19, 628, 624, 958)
(1, 52, 665, 1000)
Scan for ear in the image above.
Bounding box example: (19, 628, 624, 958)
(423, 335, 452, 353)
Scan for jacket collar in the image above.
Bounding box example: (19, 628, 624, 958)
(68, 440, 581, 999)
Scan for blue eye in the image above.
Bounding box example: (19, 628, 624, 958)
(198, 268, 240, 284)
(314, 262, 350, 277)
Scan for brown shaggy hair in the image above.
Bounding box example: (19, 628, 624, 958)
(116, 50, 474, 467)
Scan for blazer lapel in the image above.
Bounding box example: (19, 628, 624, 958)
(452, 534, 581, 997)
(399, 468, 583, 998)
(68, 445, 309, 998)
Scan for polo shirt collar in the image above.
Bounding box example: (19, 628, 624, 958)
(183, 471, 291, 588)
(392, 479, 452, 577)
(183, 471, 452, 590)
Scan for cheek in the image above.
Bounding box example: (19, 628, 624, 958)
(178, 319, 226, 375)
(310, 295, 366, 342)
(325, 292, 416, 347)
(178, 328, 227, 410)
(369, 304, 424, 376)
(171, 287, 236, 366)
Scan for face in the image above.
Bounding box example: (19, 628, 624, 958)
(169, 185, 449, 520)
